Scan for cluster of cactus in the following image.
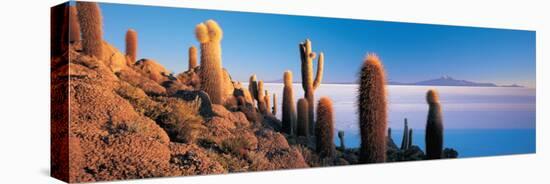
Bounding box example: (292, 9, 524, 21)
(188, 46, 198, 71)
(425, 89, 444, 159)
(282, 71, 297, 135)
(316, 97, 335, 158)
(76, 2, 103, 59)
(125, 29, 137, 64)
(357, 54, 387, 163)
(68, 6, 80, 44)
(296, 98, 309, 137)
(247, 74, 276, 116)
(299, 39, 324, 135)
(195, 20, 225, 104)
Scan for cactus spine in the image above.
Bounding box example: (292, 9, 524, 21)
(272, 93, 278, 116)
(76, 2, 103, 59)
(299, 39, 324, 135)
(195, 20, 224, 104)
(401, 118, 409, 150)
(282, 71, 296, 135)
(68, 6, 80, 44)
(125, 29, 137, 64)
(296, 98, 309, 137)
(316, 97, 335, 158)
(358, 53, 387, 163)
(188, 46, 198, 71)
(425, 89, 444, 159)
(338, 130, 345, 150)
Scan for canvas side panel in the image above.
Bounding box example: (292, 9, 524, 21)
(50, 2, 70, 183)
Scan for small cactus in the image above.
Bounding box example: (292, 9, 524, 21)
(401, 118, 409, 150)
(358, 53, 387, 163)
(248, 74, 259, 102)
(299, 39, 324, 135)
(195, 20, 224, 104)
(338, 130, 346, 150)
(68, 6, 80, 44)
(257, 80, 267, 114)
(282, 71, 296, 135)
(264, 90, 271, 115)
(408, 128, 413, 149)
(296, 98, 309, 137)
(188, 46, 198, 71)
(316, 97, 335, 158)
(76, 2, 103, 58)
(425, 89, 444, 159)
(125, 29, 137, 64)
(272, 93, 277, 116)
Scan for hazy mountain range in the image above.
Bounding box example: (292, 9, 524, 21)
(266, 75, 523, 87)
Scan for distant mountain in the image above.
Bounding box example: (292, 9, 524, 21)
(266, 75, 523, 87)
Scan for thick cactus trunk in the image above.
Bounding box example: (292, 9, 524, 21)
(426, 89, 444, 159)
(125, 29, 137, 64)
(76, 2, 103, 59)
(297, 98, 309, 137)
(408, 129, 413, 149)
(272, 93, 277, 116)
(316, 97, 335, 158)
(299, 39, 324, 136)
(282, 71, 296, 135)
(358, 54, 387, 163)
(68, 6, 80, 44)
(195, 20, 224, 104)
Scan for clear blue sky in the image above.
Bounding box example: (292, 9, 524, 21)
(97, 2, 536, 88)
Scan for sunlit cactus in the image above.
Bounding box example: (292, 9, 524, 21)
(296, 98, 309, 137)
(68, 6, 80, 44)
(425, 89, 444, 159)
(257, 80, 267, 114)
(188, 46, 198, 71)
(316, 97, 335, 158)
(401, 118, 409, 150)
(338, 130, 345, 150)
(282, 71, 296, 135)
(264, 90, 271, 115)
(299, 39, 324, 135)
(358, 53, 387, 163)
(125, 29, 137, 64)
(195, 20, 224, 104)
(76, 2, 103, 58)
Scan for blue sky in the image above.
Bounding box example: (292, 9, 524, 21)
(97, 2, 536, 88)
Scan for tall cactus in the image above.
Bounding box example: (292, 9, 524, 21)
(125, 29, 137, 64)
(188, 46, 198, 71)
(426, 89, 444, 159)
(282, 71, 296, 135)
(338, 130, 346, 150)
(316, 97, 335, 158)
(68, 6, 80, 44)
(299, 39, 324, 135)
(272, 93, 278, 116)
(195, 20, 224, 104)
(358, 53, 387, 163)
(296, 98, 309, 137)
(76, 2, 103, 59)
(401, 118, 409, 150)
